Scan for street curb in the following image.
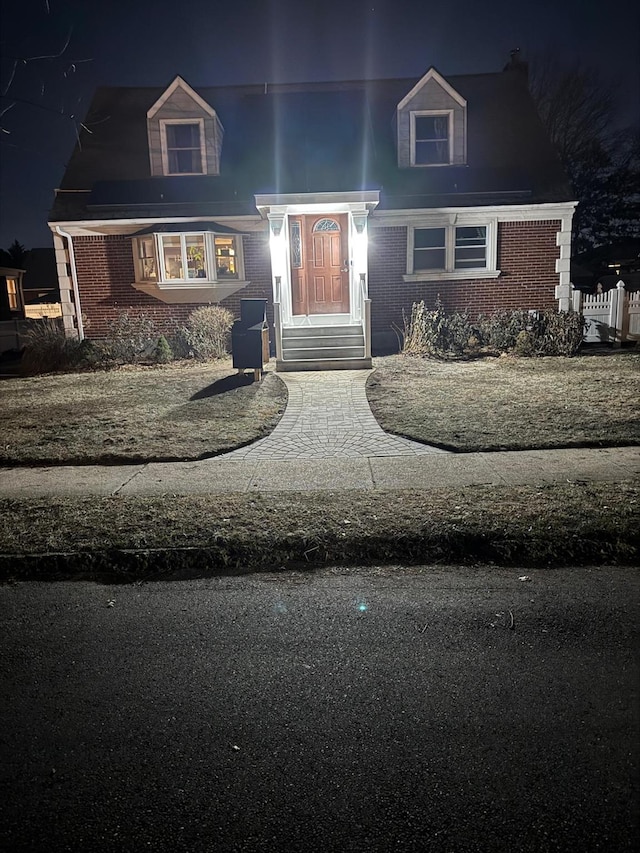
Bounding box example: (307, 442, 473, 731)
(2, 530, 638, 582)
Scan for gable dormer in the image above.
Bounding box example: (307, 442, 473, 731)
(146, 76, 223, 177)
(396, 67, 466, 168)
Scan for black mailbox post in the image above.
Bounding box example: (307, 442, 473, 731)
(232, 299, 269, 378)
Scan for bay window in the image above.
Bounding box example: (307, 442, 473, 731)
(134, 232, 243, 285)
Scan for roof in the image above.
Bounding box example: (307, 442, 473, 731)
(50, 69, 572, 223)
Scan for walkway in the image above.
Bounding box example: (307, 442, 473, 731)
(0, 367, 637, 497)
(224, 370, 445, 459)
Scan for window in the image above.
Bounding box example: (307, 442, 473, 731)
(136, 238, 157, 281)
(160, 120, 205, 175)
(6, 277, 18, 310)
(133, 232, 243, 285)
(411, 112, 451, 165)
(406, 222, 497, 281)
(455, 227, 487, 269)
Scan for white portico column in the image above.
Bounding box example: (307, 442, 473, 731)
(268, 212, 288, 359)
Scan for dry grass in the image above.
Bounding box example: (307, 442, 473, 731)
(0, 482, 637, 578)
(367, 351, 640, 451)
(0, 360, 287, 465)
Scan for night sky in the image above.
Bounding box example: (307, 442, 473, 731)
(0, 0, 638, 249)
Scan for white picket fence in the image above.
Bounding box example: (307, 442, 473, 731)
(571, 281, 640, 345)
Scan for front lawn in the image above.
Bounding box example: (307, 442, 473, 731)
(367, 351, 640, 452)
(0, 360, 287, 466)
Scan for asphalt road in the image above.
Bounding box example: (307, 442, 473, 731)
(1, 566, 638, 853)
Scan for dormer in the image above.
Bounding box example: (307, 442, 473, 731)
(396, 67, 466, 168)
(146, 76, 223, 177)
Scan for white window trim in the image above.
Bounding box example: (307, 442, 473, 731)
(133, 232, 246, 286)
(410, 110, 453, 167)
(404, 219, 500, 281)
(159, 118, 207, 176)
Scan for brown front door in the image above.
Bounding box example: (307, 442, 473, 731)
(290, 214, 349, 315)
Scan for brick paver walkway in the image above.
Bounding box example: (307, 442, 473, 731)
(224, 370, 447, 460)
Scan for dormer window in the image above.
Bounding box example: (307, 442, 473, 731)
(396, 67, 467, 168)
(412, 112, 452, 166)
(160, 119, 206, 175)
(147, 76, 224, 177)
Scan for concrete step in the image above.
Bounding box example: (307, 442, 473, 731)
(282, 325, 363, 339)
(276, 356, 372, 372)
(282, 333, 365, 349)
(282, 345, 365, 361)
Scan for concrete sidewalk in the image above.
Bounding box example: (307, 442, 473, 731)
(0, 368, 638, 497)
(1, 446, 637, 497)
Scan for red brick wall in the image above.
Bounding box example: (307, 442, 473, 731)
(367, 220, 561, 333)
(73, 232, 273, 339)
(74, 220, 561, 341)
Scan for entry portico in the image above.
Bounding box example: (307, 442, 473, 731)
(256, 192, 379, 370)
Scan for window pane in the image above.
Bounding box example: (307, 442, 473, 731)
(414, 228, 445, 249)
(169, 148, 201, 174)
(186, 235, 207, 279)
(161, 235, 184, 280)
(414, 248, 446, 270)
(167, 124, 200, 148)
(415, 141, 448, 164)
(215, 236, 239, 279)
(415, 116, 448, 141)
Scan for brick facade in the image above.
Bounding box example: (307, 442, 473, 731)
(74, 220, 561, 344)
(73, 232, 273, 339)
(368, 220, 561, 333)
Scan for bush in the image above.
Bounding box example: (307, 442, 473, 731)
(153, 335, 173, 364)
(403, 302, 585, 359)
(478, 309, 536, 352)
(103, 311, 159, 363)
(402, 298, 476, 358)
(20, 320, 82, 375)
(183, 306, 234, 360)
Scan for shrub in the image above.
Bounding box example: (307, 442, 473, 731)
(183, 306, 234, 360)
(403, 302, 585, 359)
(402, 298, 475, 358)
(20, 319, 82, 375)
(535, 309, 585, 356)
(104, 310, 159, 363)
(478, 310, 534, 352)
(153, 335, 173, 364)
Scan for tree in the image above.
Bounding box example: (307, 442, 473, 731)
(529, 54, 640, 252)
(0, 239, 28, 268)
(0, 0, 91, 143)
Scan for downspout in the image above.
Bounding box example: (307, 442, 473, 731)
(55, 226, 85, 340)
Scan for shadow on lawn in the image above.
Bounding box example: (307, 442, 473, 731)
(190, 372, 255, 400)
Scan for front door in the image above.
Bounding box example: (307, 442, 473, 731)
(290, 214, 349, 315)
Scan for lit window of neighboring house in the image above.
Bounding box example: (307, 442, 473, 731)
(160, 120, 205, 175)
(6, 277, 18, 309)
(134, 233, 243, 284)
(411, 112, 451, 165)
(406, 222, 498, 281)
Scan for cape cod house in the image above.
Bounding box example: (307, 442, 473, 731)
(48, 58, 576, 369)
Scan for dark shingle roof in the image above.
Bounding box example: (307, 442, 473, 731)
(50, 70, 572, 222)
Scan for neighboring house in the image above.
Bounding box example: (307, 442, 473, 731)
(0, 267, 25, 321)
(48, 59, 576, 369)
(22, 248, 62, 318)
(0, 266, 26, 355)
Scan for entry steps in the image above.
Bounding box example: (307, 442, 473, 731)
(277, 324, 371, 371)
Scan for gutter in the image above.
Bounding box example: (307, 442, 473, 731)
(55, 226, 85, 341)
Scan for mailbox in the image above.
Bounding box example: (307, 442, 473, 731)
(231, 299, 269, 374)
